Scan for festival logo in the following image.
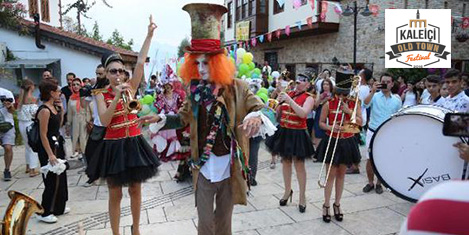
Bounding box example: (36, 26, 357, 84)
(385, 9, 451, 68)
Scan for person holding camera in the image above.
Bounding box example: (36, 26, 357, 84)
(0, 88, 16, 181)
(66, 78, 92, 158)
(362, 73, 402, 194)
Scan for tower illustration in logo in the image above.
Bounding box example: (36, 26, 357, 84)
(385, 9, 451, 68)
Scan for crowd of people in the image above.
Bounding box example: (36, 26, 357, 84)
(0, 4, 469, 235)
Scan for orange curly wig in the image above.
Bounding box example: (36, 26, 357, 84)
(179, 52, 235, 86)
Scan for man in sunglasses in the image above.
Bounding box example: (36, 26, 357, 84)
(0, 88, 16, 181)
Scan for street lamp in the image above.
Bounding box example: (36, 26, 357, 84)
(342, 1, 371, 74)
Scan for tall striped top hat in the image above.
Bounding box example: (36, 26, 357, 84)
(183, 3, 227, 54)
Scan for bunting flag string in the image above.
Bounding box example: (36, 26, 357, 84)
(267, 32, 272, 42)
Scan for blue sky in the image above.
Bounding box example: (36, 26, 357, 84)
(63, 0, 224, 72)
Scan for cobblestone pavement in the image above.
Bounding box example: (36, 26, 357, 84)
(0, 140, 412, 235)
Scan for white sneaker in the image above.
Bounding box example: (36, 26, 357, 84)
(83, 182, 92, 187)
(63, 207, 71, 214)
(38, 215, 58, 223)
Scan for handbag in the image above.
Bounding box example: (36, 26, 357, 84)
(0, 110, 13, 134)
(27, 106, 43, 153)
(89, 125, 106, 141)
(86, 121, 93, 134)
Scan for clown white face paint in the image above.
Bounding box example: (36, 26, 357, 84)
(196, 54, 210, 81)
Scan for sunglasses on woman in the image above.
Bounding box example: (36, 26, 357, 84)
(108, 68, 126, 75)
(0, 98, 13, 103)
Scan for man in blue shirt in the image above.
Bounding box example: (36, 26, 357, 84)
(363, 73, 402, 194)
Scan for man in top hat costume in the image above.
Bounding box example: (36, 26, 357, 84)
(141, 3, 276, 235)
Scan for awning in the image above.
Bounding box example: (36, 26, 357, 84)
(0, 59, 59, 69)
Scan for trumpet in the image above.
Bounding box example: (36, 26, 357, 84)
(267, 80, 295, 110)
(317, 75, 361, 188)
(117, 78, 141, 114)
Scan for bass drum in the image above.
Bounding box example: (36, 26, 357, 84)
(370, 105, 464, 202)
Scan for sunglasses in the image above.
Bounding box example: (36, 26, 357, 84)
(0, 98, 13, 103)
(108, 68, 126, 75)
(72, 83, 81, 87)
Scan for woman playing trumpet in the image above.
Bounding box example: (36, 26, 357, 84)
(265, 72, 316, 213)
(88, 16, 160, 235)
(316, 70, 362, 223)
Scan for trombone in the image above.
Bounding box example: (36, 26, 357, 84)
(317, 75, 361, 188)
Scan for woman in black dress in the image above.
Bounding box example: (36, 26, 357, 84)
(37, 79, 68, 223)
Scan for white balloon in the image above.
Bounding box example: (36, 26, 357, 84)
(272, 71, 280, 79)
(236, 48, 246, 58)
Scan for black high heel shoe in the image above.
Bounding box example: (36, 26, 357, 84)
(333, 203, 343, 221)
(299, 204, 306, 213)
(279, 190, 293, 206)
(322, 204, 331, 223)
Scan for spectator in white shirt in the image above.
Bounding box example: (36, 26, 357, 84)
(401, 81, 420, 107)
(435, 69, 469, 113)
(262, 61, 272, 76)
(420, 75, 442, 105)
(0, 88, 16, 181)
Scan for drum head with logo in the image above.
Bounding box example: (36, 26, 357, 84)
(370, 106, 464, 202)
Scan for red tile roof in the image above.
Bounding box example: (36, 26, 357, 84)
(21, 20, 138, 58)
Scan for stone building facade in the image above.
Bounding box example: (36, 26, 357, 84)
(232, 0, 469, 77)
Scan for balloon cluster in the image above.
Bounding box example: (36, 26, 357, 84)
(230, 48, 262, 79)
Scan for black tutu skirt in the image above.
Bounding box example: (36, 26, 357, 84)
(316, 135, 361, 166)
(86, 135, 160, 186)
(265, 127, 315, 160)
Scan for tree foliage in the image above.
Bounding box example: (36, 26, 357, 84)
(91, 21, 102, 41)
(177, 38, 190, 58)
(106, 29, 134, 51)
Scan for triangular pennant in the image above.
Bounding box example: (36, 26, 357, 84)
(320, 12, 326, 21)
(321, 0, 328, 12)
(293, 0, 301, 10)
(259, 35, 265, 43)
(285, 25, 290, 36)
(463, 17, 469, 29)
(251, 37, 257, 47)
(309, 0, 315, 11)
(370, 4, 380, 17)
(276, 29, 282, 39)
(296, 21, 302, 30)
(276, 0, 285, 7)
(307, 17, 313, 28)
(267, 32, 272, 42)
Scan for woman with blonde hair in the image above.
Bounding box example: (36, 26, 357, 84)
(17, 79, 40, 177)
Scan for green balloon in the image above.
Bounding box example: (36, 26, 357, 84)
(238, 63, 249, 76)
(142, 95, 154, 105)
(248, 62, 255, 70)
(257, 93, 269, 103)
(253, 68, 261, 76)
(257, 87, 268, 95)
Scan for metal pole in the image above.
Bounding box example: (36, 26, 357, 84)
(353, 1, 357, 75)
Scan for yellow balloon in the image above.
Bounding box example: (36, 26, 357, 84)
(242, 52, 254, 64)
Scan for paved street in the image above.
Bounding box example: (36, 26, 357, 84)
(0, 140, 412, 235)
